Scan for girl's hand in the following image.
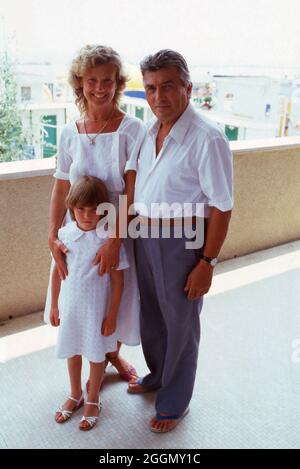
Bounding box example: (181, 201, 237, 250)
(50, 307, 60, 327)
(49, 238, 69, 280)
(94, 239, 121, 276)
(101, 316, 117, 336)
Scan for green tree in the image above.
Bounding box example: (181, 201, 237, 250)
(0, 54, 25, 162)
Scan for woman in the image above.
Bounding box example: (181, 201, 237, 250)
(45, 45, 145, 393)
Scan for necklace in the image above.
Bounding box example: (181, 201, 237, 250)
(84, 108, 115, 145)
(87, 116, 107, 122)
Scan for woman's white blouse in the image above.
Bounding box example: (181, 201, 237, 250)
(54, 115, 145, 203)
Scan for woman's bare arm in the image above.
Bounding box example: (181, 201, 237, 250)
(48, 179, 71, 279)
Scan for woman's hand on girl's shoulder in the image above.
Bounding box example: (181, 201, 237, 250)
(94, 238, 121, 276)
(50, 306, 60, 327)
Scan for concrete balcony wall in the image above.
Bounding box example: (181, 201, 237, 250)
(0, 137, 300, 321)
(222, 137, 300, 260)
(0, 160, 55, 320)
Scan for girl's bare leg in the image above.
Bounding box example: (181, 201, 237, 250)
(56, 355, 83, 422)
(80, 361, 105, 430)
(86, 357, 108, 393)
(68, 355, 83, 396)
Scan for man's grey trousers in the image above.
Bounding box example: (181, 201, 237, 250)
(135, 225, 204, 415)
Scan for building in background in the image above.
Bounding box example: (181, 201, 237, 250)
(13, 63, 300, 159)
(15, 63, 77, 158)
(193, 75, 300, 141)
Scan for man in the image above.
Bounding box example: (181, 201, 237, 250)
(129, 50, 233, 433)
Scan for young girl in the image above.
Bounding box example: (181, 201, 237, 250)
(50, 175, 129, 431)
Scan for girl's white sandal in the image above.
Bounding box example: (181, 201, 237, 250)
(55, 394, 84, 423)
(79, 401, 102, 431)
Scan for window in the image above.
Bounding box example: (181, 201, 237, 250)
(135, 106, 144, 121)
(21, 86, 31, 101)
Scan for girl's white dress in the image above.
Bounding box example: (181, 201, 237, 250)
(44, 115, 146, 346)
(56, 222, 129, 363)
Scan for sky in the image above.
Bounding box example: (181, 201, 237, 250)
(1, 0, 300, 69)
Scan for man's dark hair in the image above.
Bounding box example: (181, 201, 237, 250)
(140, 49, 191, 85)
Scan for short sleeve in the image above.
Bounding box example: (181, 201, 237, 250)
(54, 126, 73, 180)
(116, 243, 130, 271)
(57, 226, 68, 245)
(199, 136, 233, 212)
(124, 120, 146, 173)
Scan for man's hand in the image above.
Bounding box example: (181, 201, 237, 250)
(50, 306, 60, 327)
(101, 315, 117, 336)
(49, 238, 69, 280)
(184, 260, 214, 300)
(93, 239, 121, 276)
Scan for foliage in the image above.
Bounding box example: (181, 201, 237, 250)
(0, 55, 27, 162)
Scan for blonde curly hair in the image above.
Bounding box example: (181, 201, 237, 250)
(68, 45, 128, 115)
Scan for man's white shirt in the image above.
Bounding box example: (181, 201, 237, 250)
(134, 103, 233, 218)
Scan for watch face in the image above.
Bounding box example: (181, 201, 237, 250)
(211, 258, 218, 267)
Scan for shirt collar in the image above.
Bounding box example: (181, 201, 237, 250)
(169, 103, 196, 144)
(66, 221, 110, 242)
(148, 118, 160, 137)
(67, 221, 90, 241)
(148, 102, 196, 144)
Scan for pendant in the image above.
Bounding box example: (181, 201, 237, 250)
(90, 140, 95, 145)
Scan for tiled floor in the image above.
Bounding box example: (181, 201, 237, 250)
(1, 241, 300, 449)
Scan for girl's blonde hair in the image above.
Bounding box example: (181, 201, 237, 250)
(68, 44, 128, 115)
(66, 176, 109, 221)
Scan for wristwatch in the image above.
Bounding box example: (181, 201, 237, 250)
(200, 255, 218, 267)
